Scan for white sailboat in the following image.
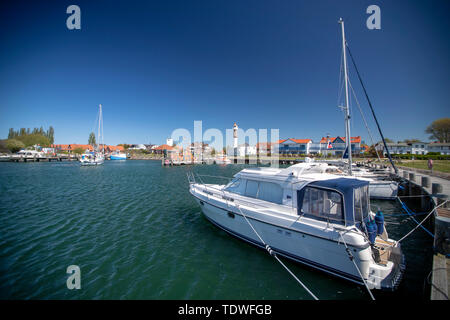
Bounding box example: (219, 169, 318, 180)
(188, 19, 405, 292)
(80, 104, 105, 166)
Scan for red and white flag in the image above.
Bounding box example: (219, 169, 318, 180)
(327, 140, 332, 149)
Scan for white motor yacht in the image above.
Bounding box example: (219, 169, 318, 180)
(188, 166, 405, 291)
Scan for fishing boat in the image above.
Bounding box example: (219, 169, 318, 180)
(80, 104, 105, 166)
(110, 151, 127, 160)
(188, 19, 405, 292)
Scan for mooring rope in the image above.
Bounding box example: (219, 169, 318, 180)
(396, 200, 448, 244)
(337, 232, 376, 300)
(234, 203, 319, 300)
(397, 197, 434, 238)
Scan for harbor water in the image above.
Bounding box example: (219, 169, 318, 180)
(0, 160, 433, 299)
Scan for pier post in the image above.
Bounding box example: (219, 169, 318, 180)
(421, 176, 430, 188)
(432, 183, 443, 195)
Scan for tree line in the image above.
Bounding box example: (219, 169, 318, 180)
(2, 126, 55, 152)
(8, 126, 55, 144)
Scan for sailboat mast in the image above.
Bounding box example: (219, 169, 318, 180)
(98, 104, 103, 154)
(339, 18, 352, 175)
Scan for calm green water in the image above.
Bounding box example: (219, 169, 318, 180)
(0, 160, 433, 299)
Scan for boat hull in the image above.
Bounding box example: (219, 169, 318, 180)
(189, 183, 404, 291)
(110, 154, 126, 160)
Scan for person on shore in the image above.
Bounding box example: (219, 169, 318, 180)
(428, 158, 433, 173)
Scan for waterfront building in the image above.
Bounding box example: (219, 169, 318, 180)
(152, 144, 174, 154)
(427, 142, 450, 155)
(52, 144, 94, 153)
(237, 143, 257, 156)
(411, 142, 428, 155)
(256, 142, 276, 155)
(128, 144, 147, 150)
(318, 136, 362, 156)
(377, 141, 450, 156)
(278, 139, 312, 155)
(376, 143, 411, 155)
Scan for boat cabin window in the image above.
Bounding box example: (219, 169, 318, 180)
(354, 185, 369, 223)
(245, 180, 259, 198)
(224, 178, 246, 195)
(229, 179, 283, 204)
(299, 187, 344, 224)
(257, 181, 283, 204)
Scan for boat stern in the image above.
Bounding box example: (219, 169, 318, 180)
(367, 240, 405, 291)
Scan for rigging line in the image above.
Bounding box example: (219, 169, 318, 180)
(397, 197, 434, 238)
(348, 79, 382, 162)
(395, 199, 448, 244)
(337, 232, 376, 300)
(345, 41, 398, 174)
(234, 203, 319, 300)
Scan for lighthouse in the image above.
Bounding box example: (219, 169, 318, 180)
(233, 123, 238, 158)
(233, 123, 238, 148)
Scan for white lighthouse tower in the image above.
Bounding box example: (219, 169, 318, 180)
(233, 123, 238, 149)
(233, 123, 238, 159)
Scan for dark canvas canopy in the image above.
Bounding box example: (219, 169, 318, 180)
(301, 177, 369, 226)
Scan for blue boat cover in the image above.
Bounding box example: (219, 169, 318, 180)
(305, 177, 369, 226)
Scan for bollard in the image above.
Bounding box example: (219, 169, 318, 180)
(421, 176, 430, 188)
(432, 183, 443, 195)
(403, 171, 409, 179)
(409, 172, 416, 182)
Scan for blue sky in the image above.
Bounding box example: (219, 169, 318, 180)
(0, 0, 448, 145)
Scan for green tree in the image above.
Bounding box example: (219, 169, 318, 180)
(381, 138, 393, 143)
(47, 126, 55, 144)
(402, 139, 421, 144)
(72, 147, 85, 155)
(426, 118, 450, 142)
(17, 134, 50, 147)
(88, 132, 96, 146)
(6, 139, 25, 153)
(8, 128, 16, 139)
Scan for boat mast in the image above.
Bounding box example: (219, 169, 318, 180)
(339, 18, 352, 175)
(98, 104, 103, 154)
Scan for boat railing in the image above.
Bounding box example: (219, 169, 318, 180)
(188, 171, 292, 212)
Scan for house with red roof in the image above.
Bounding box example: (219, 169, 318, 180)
(278, 138, 313, 155)
(318, 136, 362, 156)
(152, 144, 175, 154)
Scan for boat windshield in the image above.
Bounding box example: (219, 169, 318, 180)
(354, 185, 369, 223)
(299, 187, 344, 224)
(224, 178, 246, 195)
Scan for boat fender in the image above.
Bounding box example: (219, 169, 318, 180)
(366, 219, 377, 245)
(265, 245, 274, 256)
(375, 211, 384, 235)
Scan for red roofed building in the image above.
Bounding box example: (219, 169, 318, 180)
(278, 138, 313, 155)
(152, 144, 175, 154)
(319, 136, 362, 156)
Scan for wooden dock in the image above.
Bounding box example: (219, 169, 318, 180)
(4, 155, 79, 162)
(362, 161, 450, 300)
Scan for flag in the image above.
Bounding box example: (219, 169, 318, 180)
(342, 146, 349, 159)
